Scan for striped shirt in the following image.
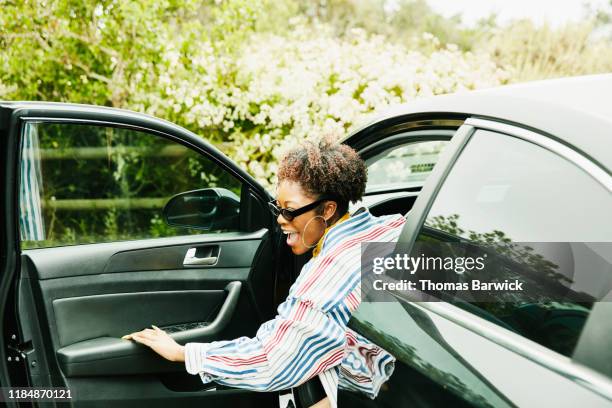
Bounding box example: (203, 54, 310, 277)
(184, 208, 406, 406)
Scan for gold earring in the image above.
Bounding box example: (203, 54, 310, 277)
(302, 215, 327, 248)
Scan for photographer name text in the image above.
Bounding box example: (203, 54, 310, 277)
(372, 279, 524, 292)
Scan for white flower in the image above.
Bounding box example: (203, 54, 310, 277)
(127, 23, 508, 187)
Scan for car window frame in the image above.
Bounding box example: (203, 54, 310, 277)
(360, 129, 455, 195)
(18, 120, 247, 247)
(12, 110, 273, 250)
(391, 117, 612, 399)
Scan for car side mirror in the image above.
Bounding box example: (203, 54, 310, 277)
(162, 188, 240, 231)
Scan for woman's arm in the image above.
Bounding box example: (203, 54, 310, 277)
(126, 247, 359, 392)
(183, 295, 349, 391)
(124, 299, 347, 391)
(126, 213, 405, 392)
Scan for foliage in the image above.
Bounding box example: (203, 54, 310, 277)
(0, 0, 205, 105)
(480, 19, 612, 81)
(141, 20, 509, 188)
(1, 0, 510, 189)
(2, 0, 609, 192)
(295, 0, 489, 51)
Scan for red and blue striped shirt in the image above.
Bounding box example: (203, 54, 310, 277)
(184, 209, 406, 406)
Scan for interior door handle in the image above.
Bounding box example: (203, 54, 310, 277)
(183, 247, 218, 266)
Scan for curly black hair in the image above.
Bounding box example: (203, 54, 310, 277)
(277, 137, 367, 215)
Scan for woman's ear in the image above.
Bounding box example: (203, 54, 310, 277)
(323, 201, 338, 222)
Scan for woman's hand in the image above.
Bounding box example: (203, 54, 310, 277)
(122, 325, 185, 362)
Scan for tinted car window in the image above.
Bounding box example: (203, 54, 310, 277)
(366, 140, 448, 191)
(413, 129, 612, 356)
(19, 122, 242, 248)
(343, 301, 512, 408)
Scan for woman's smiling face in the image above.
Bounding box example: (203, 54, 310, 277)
(275, 180, 336, 255)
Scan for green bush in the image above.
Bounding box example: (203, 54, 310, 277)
(2, 0, 608, 190)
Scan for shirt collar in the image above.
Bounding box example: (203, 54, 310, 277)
(312, 211, 351, 258)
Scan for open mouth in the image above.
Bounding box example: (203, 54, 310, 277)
(282, 230, 299, 246)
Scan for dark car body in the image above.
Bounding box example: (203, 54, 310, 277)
(0, 74, 611, 407)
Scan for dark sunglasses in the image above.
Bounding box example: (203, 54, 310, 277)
(268, 197, 333, 221)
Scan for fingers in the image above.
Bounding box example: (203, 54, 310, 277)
(122, 325, 165, 341)
(137, 330, 158, 341)
(131, 333, 153, 347)
(121, 330, 153, 341)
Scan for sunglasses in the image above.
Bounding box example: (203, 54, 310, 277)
(268, 197, 333, 221)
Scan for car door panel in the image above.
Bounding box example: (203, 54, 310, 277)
(53, 288, 228, 348)
(341, 299, 612, 407)
(55, 286, 240, 377)
(23, 230, 266, 280)
(64, 375, 275, 408)
(2, 104, 279, 407)
(18, 229, 275, 406)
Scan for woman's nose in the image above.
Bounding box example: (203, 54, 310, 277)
(276, 213, 287, 226)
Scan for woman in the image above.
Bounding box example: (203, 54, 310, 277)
(123, 138, 406, 407)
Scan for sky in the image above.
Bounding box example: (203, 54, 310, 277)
(424, 0, 610, 27)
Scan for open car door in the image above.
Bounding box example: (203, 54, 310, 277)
(0, 103, 282, 407)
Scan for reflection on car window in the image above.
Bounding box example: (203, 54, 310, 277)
(365, 140, 448, 191)
(18, 122, 242, 248)
(342, 301, 512, 408)
(414, 130, 612, 356)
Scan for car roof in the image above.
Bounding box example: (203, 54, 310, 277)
(347, 74, 612, 172)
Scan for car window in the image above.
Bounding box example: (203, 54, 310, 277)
(345, 301, 512, 408)
(411, 129, 612, 357)
(365, 140, 448, 192)
(18, 122, 242, 248)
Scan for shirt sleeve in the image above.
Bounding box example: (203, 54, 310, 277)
(337, 328, 396, 399)
(183, 250, 361, 392)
